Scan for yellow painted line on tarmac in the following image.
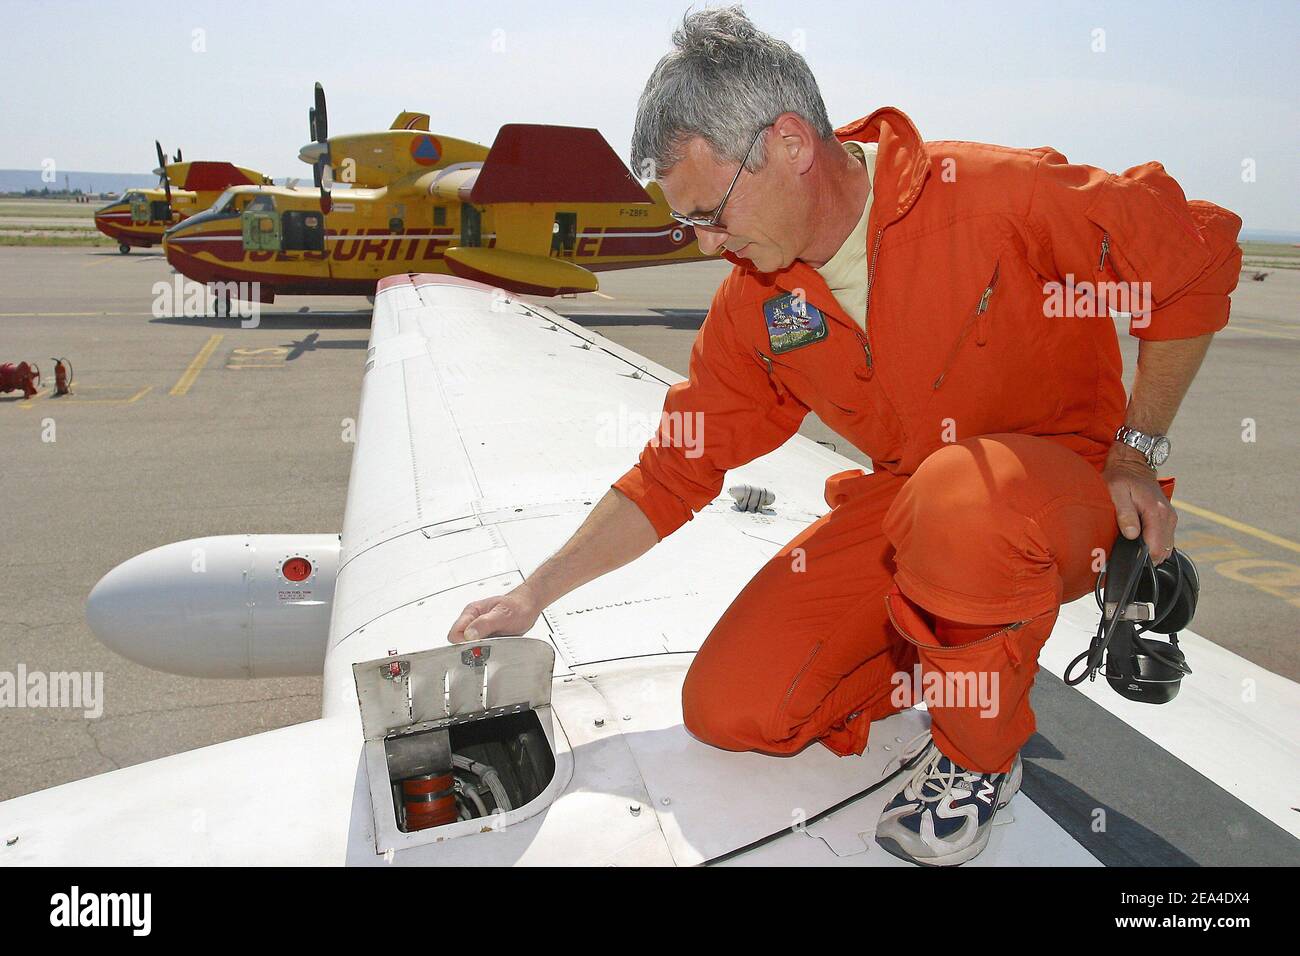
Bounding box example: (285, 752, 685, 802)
(16, 384, 154, 407)
(226, 346, 289, 370)
(1177, 499, 1300, 555)
(16, 387, 52, 408)
(170, 334, 224, 396)
(70, 385, 153, 406)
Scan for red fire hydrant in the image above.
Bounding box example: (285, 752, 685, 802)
(0, 361, 40, 399)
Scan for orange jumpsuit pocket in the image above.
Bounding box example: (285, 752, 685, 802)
(884, 587, 1054, 670)
(883, 586, 1056, 772)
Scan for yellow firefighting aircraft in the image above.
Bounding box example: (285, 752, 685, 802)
(94, 142, 271, 254)
(161, 84, 708, 301)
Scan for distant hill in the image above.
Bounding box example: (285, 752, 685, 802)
(0, 168, 295, 196)
(0, 169, 159, 195)
(1240, 229, 1300, 244)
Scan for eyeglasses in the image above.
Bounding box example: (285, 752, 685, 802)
(668, 125, 768, 229)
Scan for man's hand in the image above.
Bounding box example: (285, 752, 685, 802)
(1103, 442, 1176, 564)
(443, 488, 660, 645)
(446, 585, 544, 644)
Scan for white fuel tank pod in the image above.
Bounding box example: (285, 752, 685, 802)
(85, 533, 340, 678)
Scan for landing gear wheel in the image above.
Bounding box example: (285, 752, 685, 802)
(212, 288, 232, 319)
(118, 242, 131, 255)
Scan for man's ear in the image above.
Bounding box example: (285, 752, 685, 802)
(770, 111, 817, 175)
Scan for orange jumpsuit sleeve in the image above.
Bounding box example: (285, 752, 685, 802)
(1024, 149, 1243, 341)
(611, 278, 810, 540)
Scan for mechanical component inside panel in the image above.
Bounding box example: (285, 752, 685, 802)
(386, 712, 554, 831)
(354, 637, 558, 847)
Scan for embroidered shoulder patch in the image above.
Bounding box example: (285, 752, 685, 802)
(762, 292, 828, 354)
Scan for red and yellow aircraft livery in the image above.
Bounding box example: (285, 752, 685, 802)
(162, 91, 708, 300)
(95, 144, 271, 254)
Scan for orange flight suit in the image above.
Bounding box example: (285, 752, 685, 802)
(611, 106, 1242, 773)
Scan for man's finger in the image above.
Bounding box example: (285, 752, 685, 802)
(1138, 496, 1176, 560)
(464, 603, 511, 642)
(447, 600, 492, 643)
(1113, 488, 1141, 540)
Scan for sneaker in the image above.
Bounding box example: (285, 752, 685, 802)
(874, 735, 1022, 867)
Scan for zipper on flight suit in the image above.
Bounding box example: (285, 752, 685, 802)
(885, 594, 1030, 647)
(753, 346, 790, 401)
(859, 227, 885, 376)
(884, 594, 1039, 663)
(1098, 232, 1110, 270)
(932, 262, 1001, 390)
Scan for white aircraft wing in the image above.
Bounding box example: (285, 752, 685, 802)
(1, 273, 1294, 866)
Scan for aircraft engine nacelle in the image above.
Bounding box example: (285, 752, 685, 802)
(299, 132, 490, 189)
(86, 534, 341, 679)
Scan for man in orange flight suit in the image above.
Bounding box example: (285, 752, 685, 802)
(449, 8, 1242, 866)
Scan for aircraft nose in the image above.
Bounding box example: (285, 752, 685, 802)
(160, 225, 186, 259)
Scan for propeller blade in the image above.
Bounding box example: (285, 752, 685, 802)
(317, 162, 333, 214)
(309, 83, 331, 213)
(154, 140, 172, 206)
(313, 82, 328, 142)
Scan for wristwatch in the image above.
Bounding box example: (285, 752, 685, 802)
(1115, 425, 1171, 468)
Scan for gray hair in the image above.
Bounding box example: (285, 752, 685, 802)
(630, 5, 834, 179)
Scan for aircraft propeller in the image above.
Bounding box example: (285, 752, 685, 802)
(308, 82, 333, 214)
(154, 140, 173, 211)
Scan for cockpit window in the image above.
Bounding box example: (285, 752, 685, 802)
(220, 190, 262, 213)
(245, 195, 276, 213)
(209, 189, 239, 215)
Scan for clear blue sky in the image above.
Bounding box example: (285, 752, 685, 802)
(2, 0, 1295, 231)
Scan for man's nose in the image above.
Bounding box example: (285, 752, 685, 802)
(694, 227, 728, 256)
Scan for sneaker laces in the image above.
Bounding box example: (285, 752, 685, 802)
(901, 735, 984, 807)
(881, 729, 935, 778)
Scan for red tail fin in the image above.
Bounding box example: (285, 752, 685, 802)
(177, 162, 260, 192)
(469, 125, 650, 205)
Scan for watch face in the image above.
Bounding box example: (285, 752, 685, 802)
(1151, 437, 1171, 466)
